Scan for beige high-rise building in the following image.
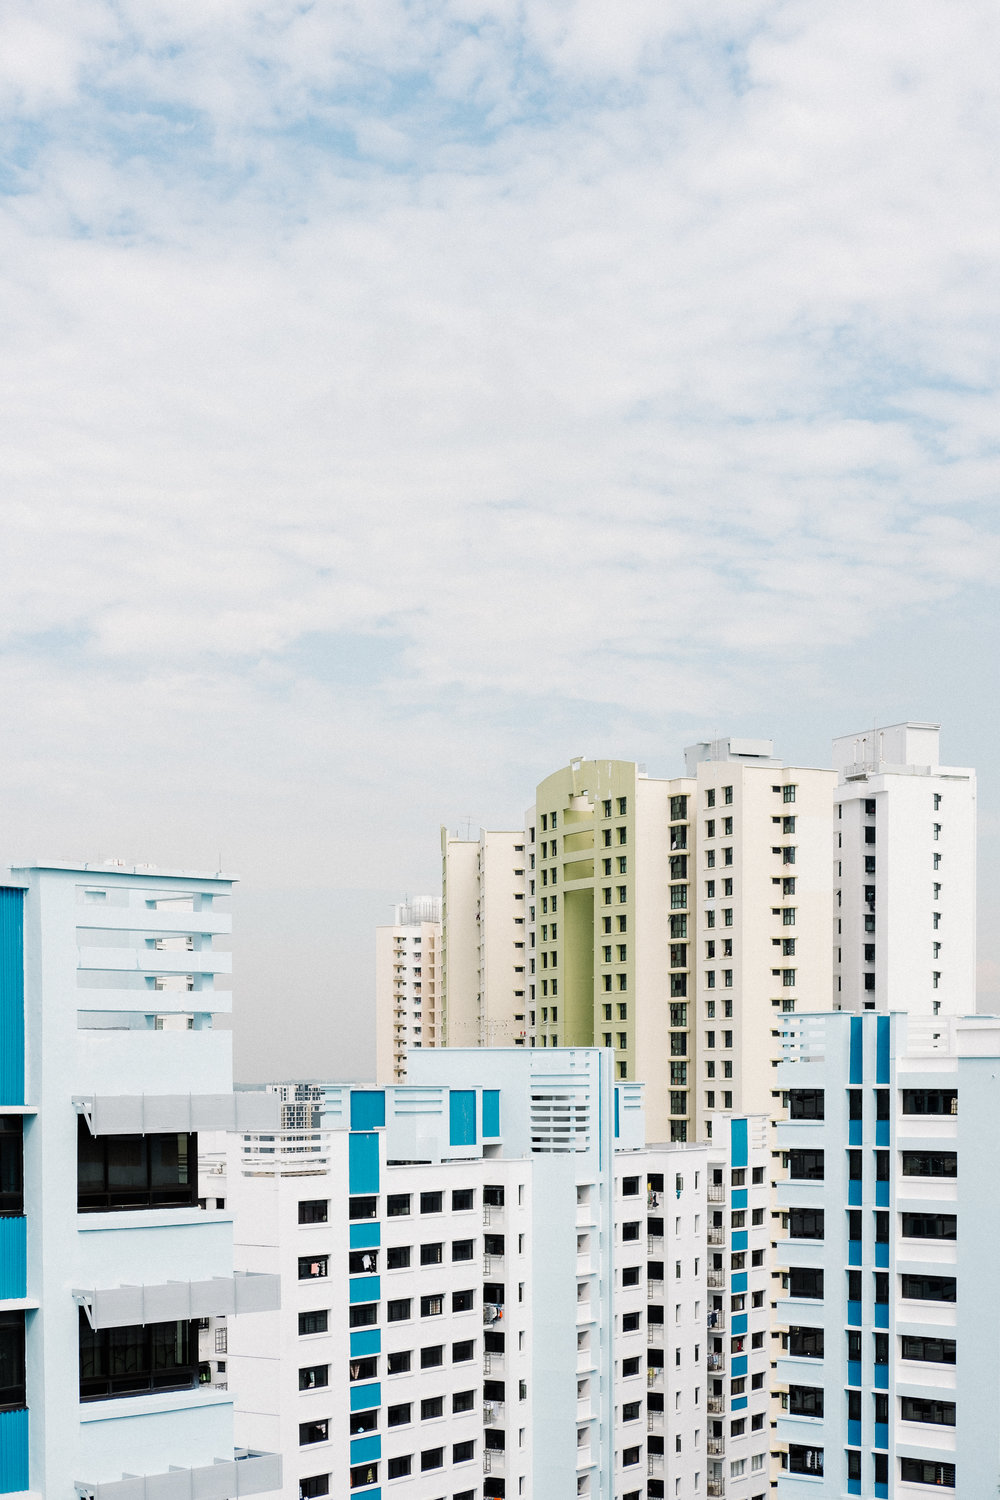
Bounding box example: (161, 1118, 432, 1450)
(440, 826, 529, 1048)
(684, 738, 836, 1138)
(374, 897, 442, 1082)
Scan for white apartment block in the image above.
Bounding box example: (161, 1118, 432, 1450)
(225, 1048, 711, 1500)
(0, 861, 281, 1500)
(376, 901, 443, 1083)
(685, 739, 836, 1138)
(773, 1008, 1000, 1498)
(832, 723, 976, 1019)
(440, 832, 528, 1050)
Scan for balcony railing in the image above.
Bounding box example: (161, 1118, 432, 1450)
(707, 1481, 725, 1497)
(707, 1395, 724, 1414)
(708, 1436, 725, 1455)
(708, 1183, 725, 1202)
(707, 1352, 725, 1372)
(707, 1268, 725, 1289)
(707, 1226, 725, 1246)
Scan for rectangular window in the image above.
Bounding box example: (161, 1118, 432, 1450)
(788, 1090, 824, 1120)
(77, 1120, 197, 1213)
(298, 1255, 329, 1280)
(298, 1310, 328, 1336)
(348, 1304, 377, 1328)
(299, 1364, 329, 1391)
(420, 1192, 443, 1214)
(387, 1350, 411, 1374)
(298, 1199, 328, 1224)
(901, 1214, 956, 1240)
(386, 1246, 410, 1269)
(348, 1197, 376, 1220)
(899, 1458, 955, 1487)
(299, 1477, 330, 1499)
(79, 1312, 198, 1401)
(902, 1152, 957, 1178)
(901, 1335, 956, 1364)
(387, 1299, 411, 1322)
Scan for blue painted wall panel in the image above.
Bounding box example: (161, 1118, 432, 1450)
(849, 1016, 864, 1084)
(482, 1090, 500, 1138)
(731, 1230, 748, 1252)
(449, 1090, 476, 1147)
(350, 1381, 381, 1411)
(350, 1329, 381, 1357)
(0, 889, 24, 1107)
(0, 1218, 26, 1301)
(0, 1405, 28, 1493)
(351, 1092, 386, 1131)
(350, 1222, 381, 1250)
(349, 1275, 380, 1304)
(730, 1355, 747, 1377)
(729, 1117, 748, 1169)
(876, 1015, 890, 1084)
(349, 1133, 380, 1195)
(730, 1272, 747, 1294)
(350, 1434, 381, 1464)
(730, 1189, 747, 1210)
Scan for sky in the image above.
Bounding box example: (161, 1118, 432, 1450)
(1, 0, 998, 1080)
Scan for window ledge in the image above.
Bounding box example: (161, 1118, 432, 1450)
(77, 1208, 232, 1231)
(79, 1386, 232, 1423)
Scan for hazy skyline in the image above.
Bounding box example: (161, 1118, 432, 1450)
(1, 1, 997, 1080)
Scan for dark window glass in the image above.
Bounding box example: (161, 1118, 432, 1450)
(348, 1250, 378, 1275)
(298, 1199, 328, 1224)
(420, 1345, 443, 1368)
(901, 1214, 956, 1240)
(875, 1089, 890, 1120)
(299, 1364, 329, 1391)
(899, 1458, 956, 1487)
(453, 1339, 475, 1362)
(386, 1193, 410, 1216)
(386, 1246, 410, 1269)
(452, 1239, 475, 1262)
(386, 1457, 411, 1479)
(901, 1275, 956, 1303)
(452, 1290, 474, 1313)
(421, 1395, 444, 1419)
(298, 1310, 328, 1335)
(421, 1295, 444, 1318)
(0, 1118, 23, 1215)
(77, 1119, 196, 1212)
(902, 1152, 957, 1178)
(483, 1185, 505, 1206)
(901, 1397, 955, 1427)
(420, 1243, 443, 1265)
(387, 1402, 411, 1426)
(387, 1299, 411, 1323)
(789, 1151, 824, 1180)
(348, 1304, 377, 1328)
(901, 1336, 956, 1364)
(420, 1192, 443, 1214)
(350, 1410, 376, 1434)
(349, 1462, 377, 1487)
(298, 1255, 329, 1280)
(421, 1448, 444, 1471)
(0, 1312, 26, 1411)
(901, 1089, 957, 1116)
(848, 1151, 862, 1180)
(788, 1090, 824, 1120)
(453, 1440, 475, 1463)
(79, 1311, 197, 1400)
(348, 1197, 376, 1220)
(452, 1189, 474, 1211)
(387, 1351, 411, 1374)
(875, 1151, 890, 1181)
(789, 1208, 824, 1239)
(788, 1385, 823, 1418)
(788, 1267, 823, 1299)
(788, 1327, 823, 1358)
(299, 1476, 330, 1498)
(453, 1389, 475, 1412)
(848, 1090, 863, 1121)
(348, 1357, 377, 1382)
(788, 1446, 823, 1475)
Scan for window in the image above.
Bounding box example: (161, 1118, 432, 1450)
(899, 1458, 956, 1488)
(421, 1395, 444, 1420)
(387, 1299, 411, 1322)
(388, 1402, 411, 1426)
(386, 1246, 411, 1269)
(299, 1420, 330, 1446)
(421, 1295, 444, 1318)
(453, 1440, 476, 1463)
(788, 1267, 823, 1299)
(420, 1242, 443, 1265)
(387, 1351, 411, 1374)
(420, 1192, 443, 1214)
(787, 1446, 823, 1476)
(299, 1364, 329, 1390)
(298, 1310, 328, 1335)
(420, 1448, 444, 1471)
(622, 1356, 641, 1376)
(349, 1463, 377, 1488)
(299, 1477, 330, 1499)
(453, 1339, 475, 1362)
(789, 1208, 824, 1239)
(901, 1275, 956, 1302)
(386, 1456, 411, 1479)
(901, 1335, 955, 1364)
(622, 1447, 640, 1467)
(788, 1326, 823, 1358)
(348, 1198, 377, 1220)
(452, 1290, 474, 1312)
(386, 1193, 411, 1216)
(349, 1304, 378, 1328)
(77, 1120, 197, 1212)
(420, 1345, 444, 1368)
(349, 1357, 378, 1382)
(622, 1312, 641, 1332)
(0, 1312, 25, 1411)
(788, 1090, 823, 1120)
(298, 1255, 329, 1280)
(902, 1213, 956, 1240)
(901, 1396, 955, 1426)
(453, 1388, 475, 1412)
(297, 1197, 328, 1224)
(452, 1188, 474, 1210)
(80, 1312, 198, 1401)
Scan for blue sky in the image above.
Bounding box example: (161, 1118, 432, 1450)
(0, 0, 997, 1078)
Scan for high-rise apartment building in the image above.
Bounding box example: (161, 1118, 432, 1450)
(0, 861, 281, 1498)
(525, 759, 696, 1144)
(227, 1048, 711, 1500)
(376, 898, 443, 1082)
(832, 723, 976, 1018)
(773, 1007, 996, 1498)
(440, 831, 528, 1050)
(685, 739, 836, 1137)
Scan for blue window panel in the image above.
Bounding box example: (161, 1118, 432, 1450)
(350, 1276, 380, 1304)
(351, 1092, 386, 1131)
(614, 1088, 619, 1138)
(848, 1180, 862, 1207)
(731, 1272, 747, 1295)
(847, 1479, 862, 1496)
(730, 1356, 747, 1378)
(873, 1365, 888, 1390)
(731, 1314, 747, 1336)
(482, 1090, 500, 1138)
(875, 1119, 889, 1147)
(730, 1117, 748, 1169)
(0, 889, 25, 1108)
(874, 1304, 888, 1330)
(847, 1361, 861, 1387)
(731, 1231, 748, 1252)
(875, 1486, 888, 1500)
(876, 1016, 890, 1084)
(0, 1406, 28, 1493)
(875, 1181, 889, 1208)
(848, 1420, 861, 1447)
(849, 1119, 862, 1146)
(350, 1434, 381, 1464)
(0, 1217, 26, 1301)
(350, 1222, 381, 1250)
(731, 1189, 747, 1211)
(349, 1133, 380, 1195)
(848, 1240, 862, 1267)
(847, 1301, 861, 1327)
(849, 1016, 864, 1084)
(449, 1090, 477, 1147)
(874, 1423, 888, 1449)
(730, 1396, 747, 1411)
(874, 1243, 889, 1269)
(350, 1382, 381, 1411)
(351, 1329, 381, 1357)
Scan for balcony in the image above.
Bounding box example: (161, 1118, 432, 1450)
(646, 1368, 663, 1388)
(77, 1452, 282, 1499)
(647, 1326, 664, 1347)
(647, 1454, 664, 1476)
(708, 1436, 725, 1456)
(647, 1235, 663, 1253)
(707, 1268, 725, 1289)
(707, 1352, 725, 1372)
(483, 1449, 506, 1476)
(708, 1226, 725, 1246)
(707, 1481, 725, 1498)
(708, 1183, 725, 1202)
(484, 1401, 504, 1425)
(707, 1395, 724, 1414)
